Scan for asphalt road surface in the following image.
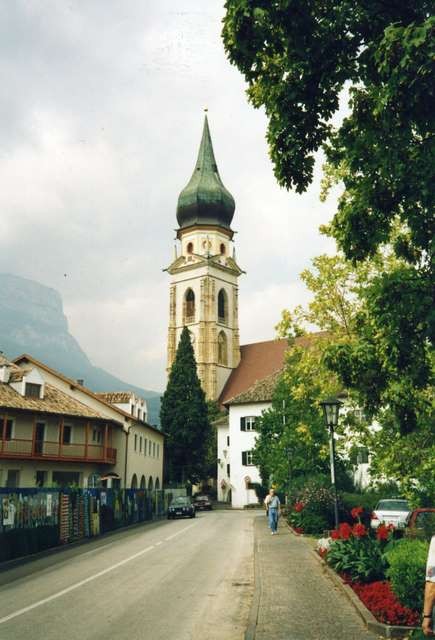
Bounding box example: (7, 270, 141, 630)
(0, 510, 254, 640)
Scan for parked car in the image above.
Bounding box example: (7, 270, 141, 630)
(405, 508, 435, 540)
(370, 498, 411, 530)
(193, 495, 212, 511)
(167, 496, 195, 519)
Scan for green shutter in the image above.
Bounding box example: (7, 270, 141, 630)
(240, 417, 246, 431)
(242, 451, 247, 466)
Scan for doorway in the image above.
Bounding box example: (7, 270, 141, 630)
(34, 422, 45, 455)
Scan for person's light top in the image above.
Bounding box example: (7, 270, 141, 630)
(426, 535, 435, 582)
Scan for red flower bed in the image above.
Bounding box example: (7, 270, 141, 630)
(349, 581, 419, 627)
(292, 526, 304, 534)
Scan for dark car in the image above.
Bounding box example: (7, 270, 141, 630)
(193, 495, 212, 511)
(167, 496, 195, 519)
(405, 508, 435, 540)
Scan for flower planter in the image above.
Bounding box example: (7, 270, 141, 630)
(312, 548, 419, 638)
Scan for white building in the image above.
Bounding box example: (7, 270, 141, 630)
(217, 339, 289, 508)
(216, 337, 374, 508)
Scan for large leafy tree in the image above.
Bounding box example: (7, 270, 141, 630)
(277, 253, 435, 503)
(160, 327, 211, 484)
(222, 2, 434, 433)
(253, 338, 341, 492)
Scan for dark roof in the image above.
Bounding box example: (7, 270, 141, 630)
(12, 354, 163, 436)
(227, 369, 282, 405)
(219, 339, 288, 405)
(0, 382, 112, 420)
(220, 333, 328, 406)
(176, 115, 235, 231)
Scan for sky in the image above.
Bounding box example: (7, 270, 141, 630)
(0, 0, 340, 393)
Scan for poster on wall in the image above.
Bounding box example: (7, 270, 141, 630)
(46, 494, 52, 517)
(2, 497, 16, 526)
(100, 492, 107, 506)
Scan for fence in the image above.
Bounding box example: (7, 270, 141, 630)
(0, 487, 173, 563)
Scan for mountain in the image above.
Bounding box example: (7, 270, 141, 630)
(0, 273, 161, 425)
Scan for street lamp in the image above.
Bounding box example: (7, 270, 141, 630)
(320, 396, 342, 529)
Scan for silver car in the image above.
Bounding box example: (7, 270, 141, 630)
(370, 499, 411, 530)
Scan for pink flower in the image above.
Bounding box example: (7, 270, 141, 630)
(294, 502, 304, 513)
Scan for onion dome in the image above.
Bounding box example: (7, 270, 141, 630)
(176, 115, 235, 230)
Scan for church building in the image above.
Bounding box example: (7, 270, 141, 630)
(165, 115, 244, 401)
(165, 116, 373, 508)
(165, 115, 290, 507)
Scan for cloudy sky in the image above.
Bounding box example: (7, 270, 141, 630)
(1, 1, 339, 392)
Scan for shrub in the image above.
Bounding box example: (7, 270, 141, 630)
(327, 536, 387, 582)
(299, 512, 329, 534)
(293, 476, 337, 528)
(385, 538, 429, 612)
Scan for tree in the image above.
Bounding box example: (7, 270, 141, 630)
(222, 3, 434, 432)
(276, 253, 435, 503)
(160, 327, 211, 484)
(253, 341, 338, 492)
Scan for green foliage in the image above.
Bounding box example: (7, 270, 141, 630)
(249, 482, 268, 503)
(160, 327, 211, 484)
(327, 537, 387, 583)
(385, 539, 429, 611)
(223, 2, 434, 436)
(340, 482, 402, 522)
(288, 476, 339, 533)
(252, 340, 340, 492)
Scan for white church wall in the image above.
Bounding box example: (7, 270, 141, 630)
(228, 402, 270, 508)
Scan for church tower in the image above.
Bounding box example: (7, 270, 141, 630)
(165, 115, 243, 400)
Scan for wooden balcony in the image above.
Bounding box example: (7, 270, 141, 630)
(0, 438, 117, 464)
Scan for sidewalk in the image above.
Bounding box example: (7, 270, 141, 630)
(248, 515, 379, 640)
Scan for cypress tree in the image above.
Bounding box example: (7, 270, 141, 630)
(160, 326, 211, 484)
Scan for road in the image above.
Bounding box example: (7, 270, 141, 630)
(0, 510, 254, 640)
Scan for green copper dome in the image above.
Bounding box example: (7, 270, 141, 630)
(176, 115, 235, 230)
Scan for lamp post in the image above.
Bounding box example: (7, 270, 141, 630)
(320, 397, 342, 529)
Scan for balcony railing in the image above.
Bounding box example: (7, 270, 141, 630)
(0, 438, 116, 464)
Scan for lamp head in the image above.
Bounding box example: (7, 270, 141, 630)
(320, 397, 342, 428)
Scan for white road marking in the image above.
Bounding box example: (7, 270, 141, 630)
(155, 541, 163, 546)
(0, 521, 196, 626)
(164, 522, 195, 542)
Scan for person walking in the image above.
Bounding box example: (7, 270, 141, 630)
(422, 534, 435, 636)
(264, 488, 281, 535)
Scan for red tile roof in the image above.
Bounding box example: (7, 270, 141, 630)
(219, 333, 328, 406)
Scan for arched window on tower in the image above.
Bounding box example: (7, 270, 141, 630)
(218, 289, 228, 324)
(220, 243, 226, 255)
(218, 331, 228, 366)
(187, 242, 193, 255)
(184, 288, 195, 324)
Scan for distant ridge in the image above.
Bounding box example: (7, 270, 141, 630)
(0, 273, 161, 425)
